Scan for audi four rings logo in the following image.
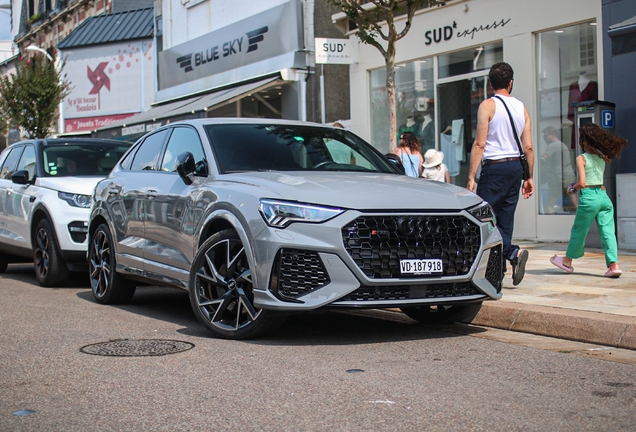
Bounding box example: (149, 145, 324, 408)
(396, 217, 441, 236)
(176, 26, 269, 73)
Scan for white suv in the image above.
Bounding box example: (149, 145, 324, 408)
(0, 138, 130, 286)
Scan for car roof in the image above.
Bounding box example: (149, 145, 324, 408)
(9, 138, 131, 147)
(164, 118, 334, 128)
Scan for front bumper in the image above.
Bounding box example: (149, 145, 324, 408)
(252, 209, 503, 311)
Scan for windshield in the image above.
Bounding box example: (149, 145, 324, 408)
(42, 143, 131, 177)
(204, 124, 399, 174)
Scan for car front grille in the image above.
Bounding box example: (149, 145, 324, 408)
(336, 282, 481, 302)
(269, 249, 330, 301)
(342, 215, 481, 279)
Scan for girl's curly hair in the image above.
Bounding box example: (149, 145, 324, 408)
(398, 131, 422, 153)
(579, 123, 627, 163)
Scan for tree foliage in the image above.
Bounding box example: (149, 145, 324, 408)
(329, 0, 444, 152)
(0, 57, 71, 139)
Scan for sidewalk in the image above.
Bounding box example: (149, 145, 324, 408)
(473, 241, 636, 350)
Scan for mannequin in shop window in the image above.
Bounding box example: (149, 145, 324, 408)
(416, 106, 435, 153)
(398, 115, 417, 140)
(567, 71, 598, 148)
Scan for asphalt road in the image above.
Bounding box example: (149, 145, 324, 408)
(1, 264, 635, 431)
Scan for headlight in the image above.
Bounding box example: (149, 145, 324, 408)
(468, 201, 496, 225)
(259, 199, 344, 228)
(58, 192, 93, 208)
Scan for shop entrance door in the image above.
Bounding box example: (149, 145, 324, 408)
(436, 75, 493, 187)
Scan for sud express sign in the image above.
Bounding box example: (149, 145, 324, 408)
(425, 18, 511, 45)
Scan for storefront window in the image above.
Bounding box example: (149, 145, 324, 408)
(370, 59, 434, 154)
(369, 42, 502, 184)
(535, 22, 598, 215)
(438, 42, 503, 79)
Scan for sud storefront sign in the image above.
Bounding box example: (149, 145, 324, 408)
(315, 38, 357, 64)
(157, 0, 303, 98)
(422, 18, 512, 46)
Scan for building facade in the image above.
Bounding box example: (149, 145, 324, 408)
(94, 0, 350, 141)
(335, 0, 634, 245)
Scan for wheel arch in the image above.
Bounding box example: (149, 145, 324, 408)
(30, 206, 54, 248)
(197, 207, 262, 287)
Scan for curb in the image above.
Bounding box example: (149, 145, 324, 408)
(474, 301, 636, 350)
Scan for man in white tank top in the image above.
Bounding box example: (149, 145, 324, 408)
(467, 62, 535, 286)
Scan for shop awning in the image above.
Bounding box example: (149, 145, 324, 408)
(608, 15, 636, 37)
(96, 76, 281, 133)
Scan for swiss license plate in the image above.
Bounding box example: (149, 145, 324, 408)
(400, 259, 443, 275)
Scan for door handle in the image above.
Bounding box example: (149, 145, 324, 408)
(146, 189, 158, 199)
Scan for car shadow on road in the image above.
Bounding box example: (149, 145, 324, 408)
(2, 263, 91, 288)
(75, 286, 487, 345)
(247, 309, 487, 346)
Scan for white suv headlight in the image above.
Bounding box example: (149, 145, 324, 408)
(259, 199, 344, 228)
(58, 192, 93, 208)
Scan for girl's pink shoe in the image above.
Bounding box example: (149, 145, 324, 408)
(604, 263, 622, 278)
(550, 255, 574, 273)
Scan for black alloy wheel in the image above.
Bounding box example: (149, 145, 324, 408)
(89, 224, 136, 304)
(400, 302, 483, 325)
(33, 219, 69, 287)
(189, 229, 285, 340)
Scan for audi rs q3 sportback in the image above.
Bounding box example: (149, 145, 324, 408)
(88, 119, 503, 339)
(0, 138, 131, 286)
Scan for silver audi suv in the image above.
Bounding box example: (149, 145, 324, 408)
(88, 119, 503, 339)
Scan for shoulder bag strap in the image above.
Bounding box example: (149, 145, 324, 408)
(493, 95, 525, 157)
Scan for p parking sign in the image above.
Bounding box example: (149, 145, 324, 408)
(602, 110, 614, 129)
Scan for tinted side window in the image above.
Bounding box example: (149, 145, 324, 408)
(17, 145, 36, 179)
(160, 127, 207, 175)
(129, 129, 169, 171)
(0, 146, 24, 179)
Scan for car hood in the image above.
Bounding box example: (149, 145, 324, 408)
(36, 176, 102, 195)
(221, 172, 482, 210)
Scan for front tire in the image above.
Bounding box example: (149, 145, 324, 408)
(89, 224, 136, 304)
(400, 302, 483, 325)
(34, 219, 69, 287)
(0, 252, 8, 273)
(189, 229, 286, 339)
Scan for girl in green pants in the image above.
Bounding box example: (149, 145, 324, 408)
(550, 123, 627, 278)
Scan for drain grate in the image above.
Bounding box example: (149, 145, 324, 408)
(80, 339, 195, 357)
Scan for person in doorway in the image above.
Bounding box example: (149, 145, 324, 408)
(396, 131, 423, 178)
(467, 62, 534, 286)
(549, 123, 627, 278)
(421, 149, 451, 183)
(541, 126, 576, 213)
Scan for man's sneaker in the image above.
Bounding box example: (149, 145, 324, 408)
(512, 249, 529, 286)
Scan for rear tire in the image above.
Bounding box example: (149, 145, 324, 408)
(189, 229, 286, 339)
(33, 219, 69, 287)
(400, 302, 483, 325)
(89, 223, 136, 304)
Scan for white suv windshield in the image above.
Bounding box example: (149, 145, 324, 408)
(42, 144, 130, 177)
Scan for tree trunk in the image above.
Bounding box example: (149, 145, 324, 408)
(386, 56, 397, 154)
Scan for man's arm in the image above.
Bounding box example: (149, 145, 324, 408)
(520, 106, 534, 199)
(467, 99, 494, 192)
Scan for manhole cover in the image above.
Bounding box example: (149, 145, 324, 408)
(80, 339, 194, 357)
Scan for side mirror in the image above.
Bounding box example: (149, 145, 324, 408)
(11, 170, 30, 185)
(176, 152, 196, 185)
(384, 154, 406, 175)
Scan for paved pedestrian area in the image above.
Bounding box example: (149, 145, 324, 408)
(473, 240, 636, 349)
